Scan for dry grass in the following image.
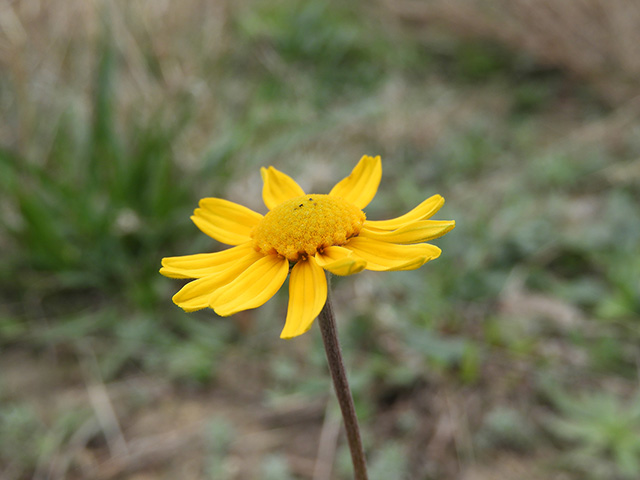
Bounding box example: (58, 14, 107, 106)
(0, 0, 230, 161)
(382, 0, 640, 104)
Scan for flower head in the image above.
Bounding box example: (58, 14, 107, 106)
(161, 156, 455, 339)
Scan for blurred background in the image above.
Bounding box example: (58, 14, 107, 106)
(1, 0, 640, 479)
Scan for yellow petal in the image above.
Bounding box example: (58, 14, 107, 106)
(172, 250, 265, 311)
(192, 198, 263, 245)
(160, 243, 257, 279)
(210, 254, 289, 316)
(364, 194, 445, 231)
(261, 166, 306, 210)
(315, 246, 366, 276)
(359, 220, 455, 244)
(344, 237, 441, 271)
(280, 257, 327, 339)
(173, 276, 229, 312)
(329, 155, 382, 209)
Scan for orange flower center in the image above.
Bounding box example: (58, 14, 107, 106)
(251, 194, 365, 261)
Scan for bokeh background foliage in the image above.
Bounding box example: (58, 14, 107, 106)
(1, 0, 640, 479)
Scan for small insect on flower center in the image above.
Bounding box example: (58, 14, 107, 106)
(251, 194, 366, 261)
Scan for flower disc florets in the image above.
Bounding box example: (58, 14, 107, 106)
(251, 194, 365, 261)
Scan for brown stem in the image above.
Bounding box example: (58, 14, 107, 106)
(317, 278, 369, 480)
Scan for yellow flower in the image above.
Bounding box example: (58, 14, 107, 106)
(161, 156, 455, 339)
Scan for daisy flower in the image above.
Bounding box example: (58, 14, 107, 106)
(160, 155, 454, 339)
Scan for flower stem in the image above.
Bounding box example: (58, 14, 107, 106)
(318, 280, 369, 480)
